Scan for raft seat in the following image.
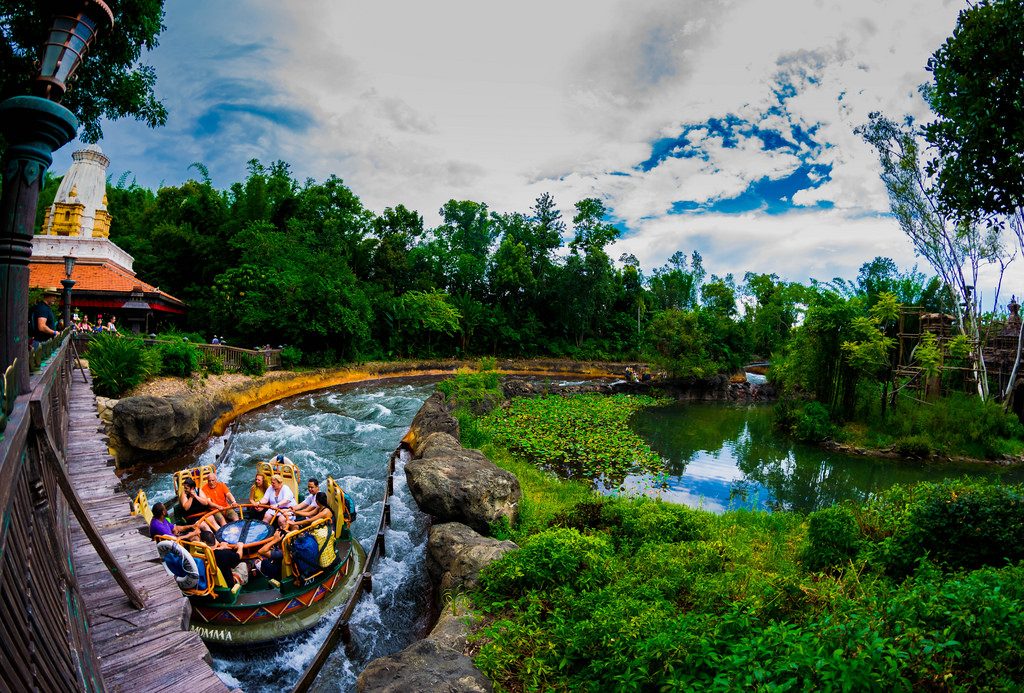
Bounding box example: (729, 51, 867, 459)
(172, 464, 217, 496)
(325, 477, 352, 539)
(176, 539, 228, 596)
(130, 489, 153, 524)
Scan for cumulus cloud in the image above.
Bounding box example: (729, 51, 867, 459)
(55, 0, 1022, 293)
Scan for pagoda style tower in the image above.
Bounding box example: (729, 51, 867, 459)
(41, 143, 112, 237)
(29, 145, 186, 332)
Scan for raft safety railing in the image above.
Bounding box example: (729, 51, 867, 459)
(291, 441, 409, 693)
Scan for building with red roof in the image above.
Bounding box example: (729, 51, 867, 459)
(29, 145, 186, 333)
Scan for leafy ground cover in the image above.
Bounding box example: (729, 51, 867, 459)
(479, 393, 670, 486)
(439, 380, 1024, 691)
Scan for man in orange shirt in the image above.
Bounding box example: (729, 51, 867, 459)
(200, 471, 239, 524)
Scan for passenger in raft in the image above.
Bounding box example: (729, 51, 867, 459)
(248, 473, 269, 505)
(200, 531, 248, 595)
(260, 473, 295, 523)
(286, 491, 332, 530)
(149, 502, 201, 541)
(291, 478, 321, 519)
(200, 470, 239, 524)
(179, 477, 222, 530)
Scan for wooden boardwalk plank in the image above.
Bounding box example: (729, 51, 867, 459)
(67, 373, 230, 692)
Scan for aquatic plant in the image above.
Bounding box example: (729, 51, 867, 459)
(480, 393, 669, 485)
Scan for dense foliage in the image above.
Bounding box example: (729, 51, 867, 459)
(471, 475, 1024, 692)
(0, 0, 167, 143)
(924, 0, 1024, 222)
(38, 158, 819, 374)
(87, 332, 160, 397)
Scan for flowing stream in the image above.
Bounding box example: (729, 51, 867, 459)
(124, 380, 436, 692)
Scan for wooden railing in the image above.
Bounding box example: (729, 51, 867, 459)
(73, 332, 283, 371)
(292, 442, 408, 693)
(0, 332, 143, 691)
(0, 334, 101, 690)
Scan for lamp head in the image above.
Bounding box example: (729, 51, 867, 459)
(63, 254, 76, 278)
(35, 0, 114, 103)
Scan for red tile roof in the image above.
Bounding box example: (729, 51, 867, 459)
(29, 260, 185, 307)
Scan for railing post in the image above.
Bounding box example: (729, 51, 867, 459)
(383, 501, 391, 525)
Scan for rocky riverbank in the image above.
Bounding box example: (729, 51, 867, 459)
(358, 391, 517, 692)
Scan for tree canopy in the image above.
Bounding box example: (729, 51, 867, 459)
(924, 0, 1024, 222)
(0, 0, 167, 142)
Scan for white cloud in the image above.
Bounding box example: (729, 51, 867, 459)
(55, 0, 1015, 294)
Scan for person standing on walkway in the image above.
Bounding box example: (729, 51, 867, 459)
(29, 287, 60, 345)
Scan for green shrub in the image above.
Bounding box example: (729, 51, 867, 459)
(800, 505, 861, 572)
(455, 409, 488, 449)
(279, 345, 303, 369)
(437, 370, 503, 414)
(480, 528, 613, 596)
(893, 435, 932, 459)
(861, 479, 1024, 575)
(88, 333, 161, 397)
(201, 352, 225, 375)
(601, 497, 710, 549)
(239, 353, 266, 376)
(794, 401, 835, 442)
(156, 339, 200, 377)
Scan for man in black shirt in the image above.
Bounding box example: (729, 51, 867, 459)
(30, 287, 60, 345)
(200, 531, 248, 595)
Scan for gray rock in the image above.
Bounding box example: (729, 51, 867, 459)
(111, 394, 226, 465)
(428, 523, 517, 595)
(428, 595, 482, 653)
(406, 452, 521, 535)
(409, 391, 460, 443)
(356, 639, 491, 693)
(414, 431, 463, 459)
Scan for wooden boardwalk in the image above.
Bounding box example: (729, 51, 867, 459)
(68, 371, 231, 693)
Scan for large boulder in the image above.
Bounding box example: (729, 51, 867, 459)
(405, 449, 521, 534)
(110, 394, 226, 464)
(356, 638, 491, 693)
(428, 522, 517, 595)
(407, 392, 459, 449)
(413, 431, 462, 459)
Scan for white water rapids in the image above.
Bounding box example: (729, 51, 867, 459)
(130, 380, 436, 692)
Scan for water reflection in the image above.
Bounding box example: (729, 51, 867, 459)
(628, 402, 1024, 513)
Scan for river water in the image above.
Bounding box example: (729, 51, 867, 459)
(124, 380, 436, 693)
(627, 401, 1024, 512)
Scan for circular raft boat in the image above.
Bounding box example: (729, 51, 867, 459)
(138, 455, 365, 645)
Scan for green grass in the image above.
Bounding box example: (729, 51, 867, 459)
(441, 384, 1024, 692)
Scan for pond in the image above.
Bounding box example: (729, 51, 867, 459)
(626, 402, 1024, 513)
(122, 380, 435, 693)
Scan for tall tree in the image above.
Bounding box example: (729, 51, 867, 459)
(924, 0, 1024, 228)
(860, 113, 1008, 400)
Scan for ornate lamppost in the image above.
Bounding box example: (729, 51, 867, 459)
(0, 0, 113, 393)
(61, 255, 76, 329)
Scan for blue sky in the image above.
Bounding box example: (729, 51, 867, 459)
(55, 0, 1015, 299)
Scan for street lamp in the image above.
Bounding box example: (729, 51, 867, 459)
(61, 255, 77, 329)
(0, 0, 113, 393)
